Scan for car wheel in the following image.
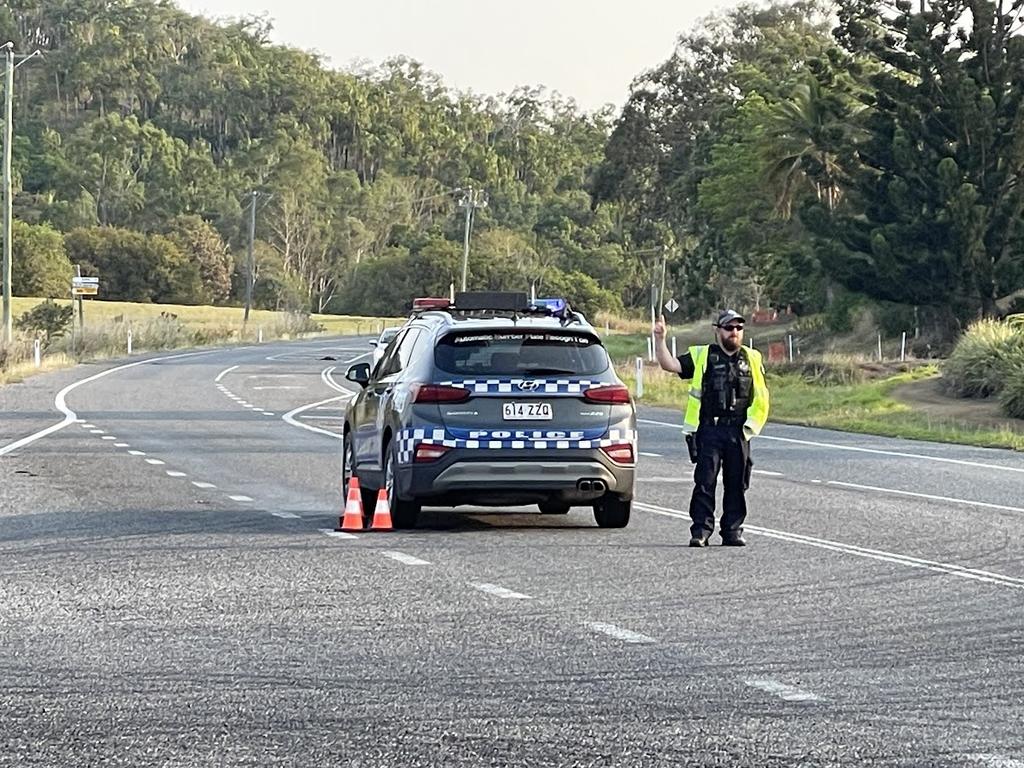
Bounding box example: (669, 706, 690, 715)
(538, 500, 571, 515)
(593, 495, 630, 528)
(384, 440, 420, 529)
(343, 430, 375, 514)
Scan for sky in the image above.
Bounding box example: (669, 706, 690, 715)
(173, 0, 743, 113)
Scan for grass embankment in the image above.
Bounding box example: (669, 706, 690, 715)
(608, 331, 1024, 451)
(1, 297, 397, 385)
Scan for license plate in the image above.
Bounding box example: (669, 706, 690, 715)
(502, 402, 553, 420)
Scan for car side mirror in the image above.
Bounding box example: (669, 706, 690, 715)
(369, 340, 378, 347)
(346, 362, 371, 387)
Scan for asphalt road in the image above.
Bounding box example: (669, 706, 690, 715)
(2, 337, 1022, 767)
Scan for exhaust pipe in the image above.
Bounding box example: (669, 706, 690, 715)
(592, 479, 606, 493)
(578, 480, 592, 491)
(577, 479, 606, 493)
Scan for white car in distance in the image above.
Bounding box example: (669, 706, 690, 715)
(370, 326, 402, 368)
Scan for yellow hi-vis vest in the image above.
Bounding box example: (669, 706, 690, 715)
(682, 345, 770, 440)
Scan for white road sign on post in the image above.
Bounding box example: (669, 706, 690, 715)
(71, 276, 99, 296)
(664, 297, 679, 313)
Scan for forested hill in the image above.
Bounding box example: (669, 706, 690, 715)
(3, 0, 1023, 331)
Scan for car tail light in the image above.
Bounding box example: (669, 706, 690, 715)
(414, 443, 450, 463)
(583, 384, 632, 404)
(413, 384, 471, 403)
(601, 443, 635, 464)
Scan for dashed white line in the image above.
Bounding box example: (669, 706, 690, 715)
(272, 512, 301, 519)
(963, 755, 1024, 768)
(470, 583, 532, 599)
(382, 551, 432, 566)
(145, 458, 165, 466)
(639, 451, 662, 457)
(79, 424, 95, 429)
(192, 481, 216, 489)
(114, 443, 129, 448)
(128, 450, 146, 456)
(166, 471, 187, 478)
(586, 622, 656, 644)
(89, 429, 105, 434)
(229, 495, 253, 502)
(100, 436, 117, 441)
(745, 679, 821, 702)
(320, 528, 358, 539)
(753, 469, 784, 477)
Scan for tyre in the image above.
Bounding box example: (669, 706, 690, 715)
(538, 500, 571, 515)
(342, 430, 375, 514)
(593, 495, 630, 528)
(384, 440, 420, 529)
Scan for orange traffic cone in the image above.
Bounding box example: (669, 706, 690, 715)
(338, 477, 364, 531)
(370, 488, 394, 531)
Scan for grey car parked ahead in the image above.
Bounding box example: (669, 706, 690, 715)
(342, 293, 637, 529)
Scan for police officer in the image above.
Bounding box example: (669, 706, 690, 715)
(652, 309, 770, 547)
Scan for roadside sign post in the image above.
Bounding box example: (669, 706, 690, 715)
(635, 357, 644, 399)
(127, 329, 133, 355)
(33, 338, 40, 367)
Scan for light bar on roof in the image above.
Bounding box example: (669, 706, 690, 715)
(529, 298, 568, 314)
(411, 297, 451, 311)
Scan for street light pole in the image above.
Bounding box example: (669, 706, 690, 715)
(458, 186, 487, 292)
(243, 190, 257, 323)
(2, 43, 14, 344)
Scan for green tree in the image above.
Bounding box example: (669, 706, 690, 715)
(11, 220, 73, 297)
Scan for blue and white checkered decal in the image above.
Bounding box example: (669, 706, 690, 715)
(438, 378, 604, 395)
(397, 427, 637, 464)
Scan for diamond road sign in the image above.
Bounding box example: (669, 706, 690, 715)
(664, 298, 679, 313)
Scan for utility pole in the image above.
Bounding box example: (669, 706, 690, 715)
(2, 43, 14, 344)
(243, 190, 257, 323)
(458, 186, 487, 292)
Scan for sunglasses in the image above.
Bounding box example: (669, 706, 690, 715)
(720, 324, 744, 332)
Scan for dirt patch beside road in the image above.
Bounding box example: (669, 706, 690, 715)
(892, 376, 1024, 433)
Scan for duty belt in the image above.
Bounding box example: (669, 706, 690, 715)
(706, 414, 745, 427)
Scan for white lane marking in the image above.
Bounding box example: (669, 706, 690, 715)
(638, 418, 1024, 474)
(321, 366, 353, 395)
(192, 481, 216, 489)
(382, 551, 432, 566)
(88, 429, 105, 434)
(248, 374, 298, 378)
(272, 512, 301, 519)
(114, 443, 129, 448)
(215, 365, 238, 383)
(229, 495, 253, 502)
(128, 450, 146, 456)
(586, 622, 656, 644)
(145, 458, 166, 465)
(166, 471, 187, 478)
(753, 469, 784, 477)
(470, 583, 532, 599)
(282, 395, 350, 440)
(963, 755, 1024, 768)
(320, 528, 358, 539)
(639, 451, 662, 457)
(79, 424, 95, 429)
(300, 415, 346, 421)
(253, 385, 305, 390)
(635, 501, 1024, 590)
(637, 476, 687, 483)
(262, 412, 276, 417)
(0, 350, 215, 457)
(827, 480, 1024, 515)
(745, 679, 821, 702)
(101, 436, 117, 441)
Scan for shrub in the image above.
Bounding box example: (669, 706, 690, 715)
(941, 319, 1024, 398)
(999, 362, 1024, 419)
(14, 300, 75, 346)
(767, 353, 867, 385)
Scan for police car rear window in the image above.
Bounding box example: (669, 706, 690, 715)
(434, 332, 609, 376)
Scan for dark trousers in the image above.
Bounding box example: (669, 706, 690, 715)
(688, 423, 752, 539)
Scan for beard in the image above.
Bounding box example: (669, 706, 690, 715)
(719, 334, 741, 352)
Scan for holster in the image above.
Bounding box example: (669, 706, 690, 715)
(685, 433, 698, 464)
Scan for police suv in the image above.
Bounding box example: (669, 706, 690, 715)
(342, 292, 636, 529)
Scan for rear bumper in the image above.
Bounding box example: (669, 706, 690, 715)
(397, 449, 635, 506)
